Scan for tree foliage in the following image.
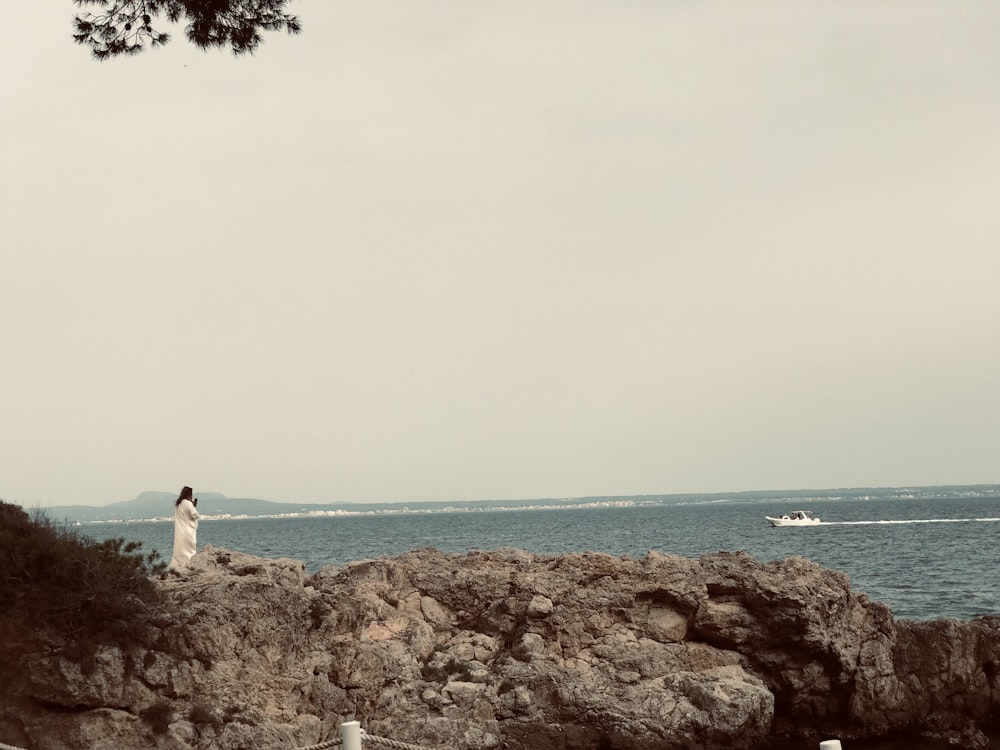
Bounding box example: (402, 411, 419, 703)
(72, 0, 302, 60)
(0, 502, 167, 679)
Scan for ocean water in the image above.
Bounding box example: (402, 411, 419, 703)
(80, 493, 1000, 621)
(75, 494, 1000, 749)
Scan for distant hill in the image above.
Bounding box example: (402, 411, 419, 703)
(40, 492, 370, 523)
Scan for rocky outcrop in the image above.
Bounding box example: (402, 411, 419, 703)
(2, 546, 998, 750)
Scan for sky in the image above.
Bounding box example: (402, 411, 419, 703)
(2, 1, 999, 507)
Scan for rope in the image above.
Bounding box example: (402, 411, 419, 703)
(288, 729, 448, 750)
(0, 727, 450, 750)
(363, 731, 451, 750)
(296, 738, 343, 750)
(293, 728, 448, 750)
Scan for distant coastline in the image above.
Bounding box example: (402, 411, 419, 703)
(76, 498, 641, 525)
(37, 483, 1000, 525)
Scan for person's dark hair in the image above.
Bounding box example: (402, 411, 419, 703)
(175, 486, 193, 507)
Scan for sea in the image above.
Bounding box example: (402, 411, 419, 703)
(79, 491, 1000, 621)
(75, 491, 1000, 749)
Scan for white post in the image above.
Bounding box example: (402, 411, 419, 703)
(819, 741, 843, 750)
(341, 721, 363, 750)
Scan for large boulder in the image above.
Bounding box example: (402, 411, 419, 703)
(2, 546, 998, 750)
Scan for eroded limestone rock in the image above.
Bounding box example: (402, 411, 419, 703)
(3, 545, 999, 750)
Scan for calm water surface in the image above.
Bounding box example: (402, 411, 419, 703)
(84, 495, 1000, 621)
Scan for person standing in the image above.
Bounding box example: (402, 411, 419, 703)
(170, 486, 199, 571)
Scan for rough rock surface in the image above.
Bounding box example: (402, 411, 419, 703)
(2, 546, 999, 750)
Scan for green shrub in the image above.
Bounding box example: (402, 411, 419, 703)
(0, 501, 168, 679)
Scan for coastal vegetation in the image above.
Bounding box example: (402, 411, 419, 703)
(0, 501, 167, 680)
(70, 0, 302, 59)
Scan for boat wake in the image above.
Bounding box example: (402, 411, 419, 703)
(821, 517, 1000, 526)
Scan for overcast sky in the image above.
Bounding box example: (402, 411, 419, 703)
(2, 1, 998, 507)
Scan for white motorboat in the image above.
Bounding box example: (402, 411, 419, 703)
(765, 510, 820, 527)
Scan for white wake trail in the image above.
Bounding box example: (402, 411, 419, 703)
(821, 517, 1000, 526)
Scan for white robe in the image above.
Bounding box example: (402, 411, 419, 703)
(170, 498, 199, 570)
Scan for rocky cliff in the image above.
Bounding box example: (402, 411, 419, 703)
(2, 546, 998, 750)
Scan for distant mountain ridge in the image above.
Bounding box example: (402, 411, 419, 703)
(42, 492, 372, 523)
(29, 483, 1000, 523)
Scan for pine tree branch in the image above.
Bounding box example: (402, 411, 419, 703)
(72, 0, 301, 59)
